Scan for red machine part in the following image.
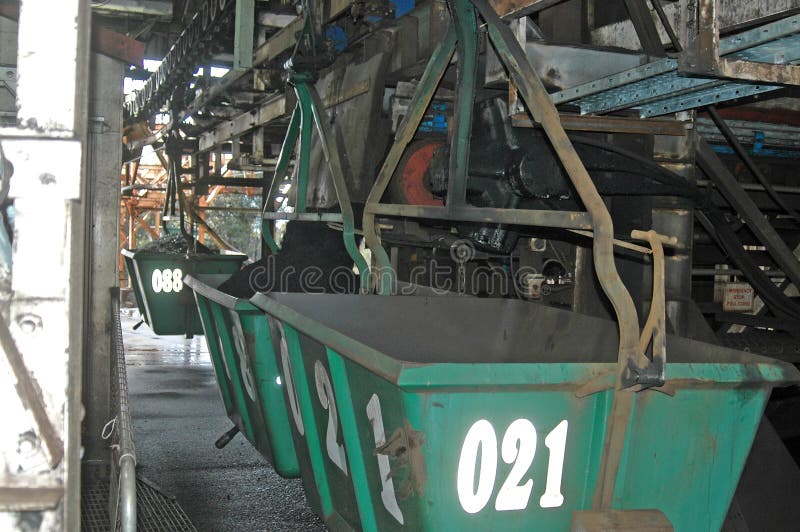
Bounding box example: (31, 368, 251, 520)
(391, 140, 444, 206)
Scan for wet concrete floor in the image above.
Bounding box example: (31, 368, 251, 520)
(123, 310, 325, 531)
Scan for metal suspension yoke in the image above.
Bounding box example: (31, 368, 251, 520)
(263, 60, 370, 293)
(360, 0, 672, 509)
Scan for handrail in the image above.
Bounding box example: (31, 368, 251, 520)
(109, 288, 137, 532)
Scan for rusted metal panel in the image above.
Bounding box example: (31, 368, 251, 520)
(0, 4, 142, 67)
(93, 27, 145, 67)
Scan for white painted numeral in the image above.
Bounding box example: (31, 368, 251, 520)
(278, 325, 304, 435)
(366, 394, 404, 524)
(457, 420, 497, 514)
(172, 269, 183, 292)
(162, 269, 173, 293)
(151, 268, 183, 293)
(314, 361, 348, 474)
(456, 419, 569, 514)
(495, 419, 537, 511)
(540, 420, 568, 509)
(230, 313, 256, 401)
(151, 270, 162, 293)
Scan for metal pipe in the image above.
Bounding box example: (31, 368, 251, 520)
(119, 456, 137, 532)
(197, 206, 262, 212)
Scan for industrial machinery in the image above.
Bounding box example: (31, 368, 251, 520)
(137, 0, 800, 529)
(2, 0, 800, 530)
(187, 0, 800, 530)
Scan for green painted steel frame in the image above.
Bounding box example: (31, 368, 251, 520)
(262, 71, 370, 292)
(233, 0, 254, 71)
(363, 26, 457, 295)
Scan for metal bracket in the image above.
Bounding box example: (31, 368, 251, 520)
(679, 0, 800, 85)
(626, 230, 676, 389)
(374, 419, 427, 499)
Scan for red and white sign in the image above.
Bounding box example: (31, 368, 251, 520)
(723, 282, 755, 312)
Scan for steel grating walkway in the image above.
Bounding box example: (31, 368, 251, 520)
(549, 15, 800, 117)
(82, 479, 111, 531)
(81, 477, 197, 532)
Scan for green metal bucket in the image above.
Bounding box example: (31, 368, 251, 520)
(247, 293, 800, 531)
(121, 249, 247, 336)
(184, 275, 306, 486)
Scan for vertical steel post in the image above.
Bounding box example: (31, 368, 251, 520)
(234, 0, 255, 70)
(84, 53, 125, 471)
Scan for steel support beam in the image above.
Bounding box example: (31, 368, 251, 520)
(623, 0, 666, 56)
(680, 0, 800, 84)
(697, 140, 800, 291)
(83, 53, 125, 467)
(198, 95, 286, 151)
(512, 113, 688, 136)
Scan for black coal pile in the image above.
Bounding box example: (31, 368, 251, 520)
(137, 234, 213, 255)
(219, 221, 358, 298)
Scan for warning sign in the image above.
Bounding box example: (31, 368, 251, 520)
(723, 282, 755, 312)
